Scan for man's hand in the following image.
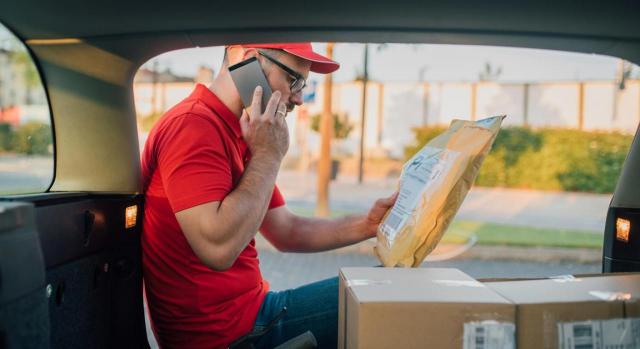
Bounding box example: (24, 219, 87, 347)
(240, 86, 290, 161)
(363, 191, 399, 239)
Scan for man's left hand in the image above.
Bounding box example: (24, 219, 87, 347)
(363, 191, 399, 239)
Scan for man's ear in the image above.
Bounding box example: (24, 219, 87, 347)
(226, 46, 257, 66)
(241, 48, 259, 61)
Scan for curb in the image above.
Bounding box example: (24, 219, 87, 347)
(255, 236, 602, 264)
(460, 245, 602, 264)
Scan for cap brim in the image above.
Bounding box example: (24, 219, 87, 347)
(283, 48, 340, 74)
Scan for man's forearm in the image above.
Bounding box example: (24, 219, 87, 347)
(284, 214, 372, 253)
(215, 154, 280, 258)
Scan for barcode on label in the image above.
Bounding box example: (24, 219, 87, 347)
(559, 318, 640, 349)
(463, 321, 515, 349)
(385, 213, 403, 230)
(572, 324, 594, 349)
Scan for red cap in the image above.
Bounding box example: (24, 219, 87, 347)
(228, 43, 340, 74)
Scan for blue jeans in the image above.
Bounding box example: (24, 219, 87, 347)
(251, 277, 339, 349)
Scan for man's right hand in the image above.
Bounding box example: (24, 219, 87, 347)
(240, 86, 290, 161)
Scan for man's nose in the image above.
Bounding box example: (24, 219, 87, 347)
(291, 90, 304, 106)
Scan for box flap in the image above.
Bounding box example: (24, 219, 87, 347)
(341, 267, 511, 304)
(486, 274, 640, 304)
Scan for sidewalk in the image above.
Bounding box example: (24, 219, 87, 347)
(276, 169, 612, 233)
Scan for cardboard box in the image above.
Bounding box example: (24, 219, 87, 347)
(574, 272, 640, 318)
(338, 267, 516, 349)
(485, 274, 640, 349)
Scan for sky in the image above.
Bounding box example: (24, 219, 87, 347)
(143, 43, 640, 86)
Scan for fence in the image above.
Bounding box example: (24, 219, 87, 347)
(134, 80, 640, 159)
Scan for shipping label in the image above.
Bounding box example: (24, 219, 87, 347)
(380, 146, 461, 246)
(558, 318, 640, 349)
(464, 321, 515, 349)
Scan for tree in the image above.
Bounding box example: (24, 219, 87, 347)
(0, 122, 13, 151)
(616, 59, 633, 90)
(10, 50, 41, 104)
(310, 112, 353, 140)
(478, 61, 503, 81)
(354, 43, 391, 183)
(12, 121, 52, 155)
(141, 112, 163, 132)
(316, 43, 335, 217)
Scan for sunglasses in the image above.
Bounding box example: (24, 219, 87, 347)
(258, 50, 307, 94)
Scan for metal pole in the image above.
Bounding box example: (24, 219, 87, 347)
(578, 82, 585, 130)
(422, 83, 429, 126)
(470, 82, 477, 121)
(358, 44, 369, 184)
(523, 83, 530, 127)
(316, 43, 334, 217)
(376, 82, 384, 146)
(151, 60, 158, 115)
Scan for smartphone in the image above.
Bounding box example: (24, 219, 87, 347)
(229, 56, 273, 114)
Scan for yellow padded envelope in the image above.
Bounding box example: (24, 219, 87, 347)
(375, 115, 506, 267)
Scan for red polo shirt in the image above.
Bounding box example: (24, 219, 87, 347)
(141, 84, 284, 349)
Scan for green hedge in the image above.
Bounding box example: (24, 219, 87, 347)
(405, 126, 633, 193)
(0, 121, 53, 155)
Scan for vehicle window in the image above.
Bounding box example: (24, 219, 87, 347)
(135, 43, 639, 284)
(0, 22, 53, 195)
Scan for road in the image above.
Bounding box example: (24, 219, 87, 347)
(276, 170, 612, 233)
(0, 156, 52, 194)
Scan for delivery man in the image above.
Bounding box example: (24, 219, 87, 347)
(141, 43, 398, 349)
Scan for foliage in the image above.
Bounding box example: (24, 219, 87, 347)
(478, 61, 503, 81)
(406, 126, 632, 193)
(310, 112, 354, 139)
(10, 121, 53, 155)
(0, 121, 53, 155)
(141, 112, 164, 132)
(0, 123, 13, 151)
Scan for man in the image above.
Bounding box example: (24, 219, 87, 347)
(141, 43, 398, 349)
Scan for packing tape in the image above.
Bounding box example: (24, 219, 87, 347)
(433, 280, 485, 288)
(345, 279, 392, 287)
(589, 290, 632, 301)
